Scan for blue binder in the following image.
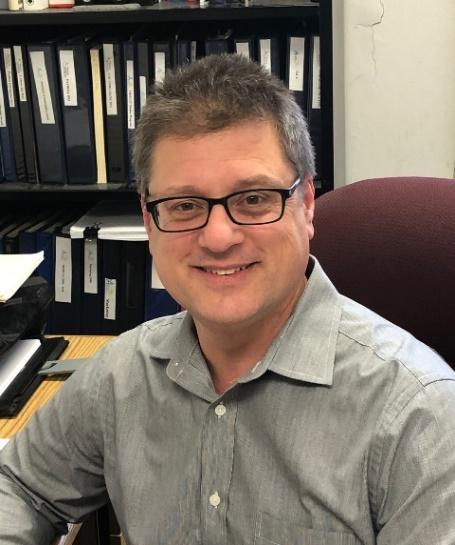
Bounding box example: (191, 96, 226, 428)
(144, 252, 180, 321)
(57, 39, 97, 184)
(27, 42, 68, 184)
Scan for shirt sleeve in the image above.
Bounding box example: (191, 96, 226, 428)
(0, 344, 111, 544)
(373, 378, 455, 545)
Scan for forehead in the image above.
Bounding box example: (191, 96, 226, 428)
(147, 120, 293, 198)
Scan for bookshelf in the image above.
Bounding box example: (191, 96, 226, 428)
(0, 0, 333, 203)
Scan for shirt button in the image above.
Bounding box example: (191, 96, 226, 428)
(209, 491, 221, 508)
(214, 404, 226, 417)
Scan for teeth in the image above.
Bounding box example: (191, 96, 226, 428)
(204, 265, 249, 275)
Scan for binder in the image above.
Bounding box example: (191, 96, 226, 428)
(121, 240, 146, 332)
(286, 33, 309, 119)
(123, 39, 138, 183)
(52, 218, 83, 334)
(204, 30, 232, 56)
(0, 213, 32, 253)
(0, 46, 27, 183)
(174, 38, 197, 67)
(18, 210, 63, 254)
(144, 253, 180, 321)
(89, 44, 107, 184)
(0, 65, 16, 182)
(3, 211, 48, 254)
(28, 41, 68, 184)
(81, 226, 103, 334)
(307, 34, 322, 177)
(136, 39, 151, 114)
(57, 39, 97, 184)
(12, 44, 39, 184)
(100, 238, 121, 334)
(234, 37, 255, 60)
(152, 40, 172, 85)
(257, 36, 280, 78)
(102, 39, 128, 183)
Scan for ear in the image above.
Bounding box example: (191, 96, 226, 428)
(303, 176, 315, 240)
(140, 194, 154, 239)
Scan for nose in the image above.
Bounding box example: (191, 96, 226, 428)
(197, 203, 244, 253)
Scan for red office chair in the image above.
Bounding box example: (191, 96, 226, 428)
(310, 177, 455, 367)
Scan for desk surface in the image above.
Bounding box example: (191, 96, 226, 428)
(0, 335, 113, 438)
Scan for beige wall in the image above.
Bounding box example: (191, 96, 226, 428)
(333, 0, 455, 186)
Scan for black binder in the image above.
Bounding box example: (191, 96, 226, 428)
(80, 225, 103, 334)
(100, 238, 122, 334)
(144, 252, 180, 321)
(12, 43, 39, 184)
(286, 33, 310, 119)
(121, 240, 146, 332)
(234, 37, 255, 60)
(57, 39, 97, 184)
(52, 218, 83, 334)
(307, 34, 322, 178)
(257, 35, 281, 78)
(123, 39, 138, 183)
(28, 42, 68, 184)
(0, 46, 27, 183)
(136, 39, 151, 114)
(204, 30, 232, 56)
(101, 39, 128, 183)
(152, 40, 172, 85)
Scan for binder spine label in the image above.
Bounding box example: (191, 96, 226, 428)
(104, 278, 117, 320)
(59, 50, 78, 107)
(312, 36, 321, 110)
(289, 37, 305, 92)
(235, 42, 250, 59)
(154, 52, 165, 84)
(259, 39, 272, 73)
(13, 46, 27, 102)
(103, 44, 118, 116)
(3, 48, 15, 108)
(0, 73, 6, 128)
(55, 237, 72, 303)
(190, 41, 197, 62)
(29, 51, 55, 125)
(139, 75, 147, 113)
(84, 239, 98, 294)
(126, 59, 135, 130)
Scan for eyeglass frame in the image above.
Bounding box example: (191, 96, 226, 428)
(145, 177, 303, 233)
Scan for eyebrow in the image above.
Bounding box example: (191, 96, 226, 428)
(147, 176, 285, 200)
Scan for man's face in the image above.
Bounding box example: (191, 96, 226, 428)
(142, 120, 315, 330)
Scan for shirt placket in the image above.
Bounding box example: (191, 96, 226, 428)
(200, 394, 238, 545)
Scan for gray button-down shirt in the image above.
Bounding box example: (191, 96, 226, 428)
(1, 258, 455, 545)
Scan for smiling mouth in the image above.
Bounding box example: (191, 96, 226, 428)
(197, 263, 256, 276)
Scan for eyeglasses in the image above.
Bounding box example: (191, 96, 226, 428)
(145, 177, 302, 233)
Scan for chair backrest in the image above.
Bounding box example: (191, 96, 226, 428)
(310, 177, 455, 367)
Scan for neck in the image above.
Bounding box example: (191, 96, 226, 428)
(194, 279, 306, 394)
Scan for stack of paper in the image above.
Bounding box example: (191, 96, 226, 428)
(0, 251, 44, 303)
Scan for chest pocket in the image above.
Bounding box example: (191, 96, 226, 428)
(254, 512, 362, 545)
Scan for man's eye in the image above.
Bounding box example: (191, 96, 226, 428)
(175, 202, 196, 211)
(244, 194, 263, 205)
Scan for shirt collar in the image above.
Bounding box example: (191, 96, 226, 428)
(147, 256, 341, 389)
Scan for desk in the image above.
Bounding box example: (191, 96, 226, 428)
(0, 335, 113, 438)
(0, 335, 115, 545)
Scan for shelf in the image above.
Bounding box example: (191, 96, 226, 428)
(0, 1, 318, 25)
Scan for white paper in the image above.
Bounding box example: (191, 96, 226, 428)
(312, 36, 321, 109)
(0, 71, 6, 128)
(103, 44, 117, 116)
(0, 339, 41, 397)
(259, 39, 272, 73)
(84, 239, 98, 294)
(54, 237, 72, 304)
(0, 251, 44, 303)
(289, 37, 305, 92)
(29, 50, 55, 124)
(154, 52, 165, 84)
(139, 75, 147, 113)
(3, 48, 15, 108)
(0, 438, 9, 450)
(126, 59, 135, 129)
(104, 278, 116, 320)
(59, 50, 78, 107)
(235, 42, 250, 59)
(13, 46, 27, 102)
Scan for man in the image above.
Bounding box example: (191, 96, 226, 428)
(1, 54, 455, 544)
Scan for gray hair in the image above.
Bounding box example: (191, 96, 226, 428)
(133, 54, 315, 195)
